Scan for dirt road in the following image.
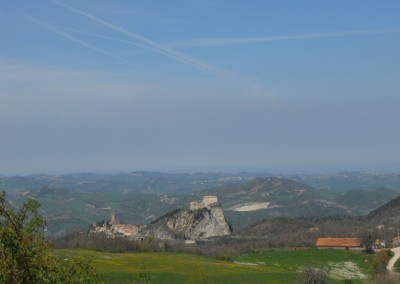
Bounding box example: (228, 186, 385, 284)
(387, 247, 400, 271)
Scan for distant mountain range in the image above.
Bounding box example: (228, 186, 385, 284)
(1, 171, 400, 236)
(289, 171, 400, 192)
(0, 171, 271, 195)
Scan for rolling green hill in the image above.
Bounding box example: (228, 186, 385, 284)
(9, 188, 192, 236)
(367, 193, 400, 225)
(335, 188, 399, 216)
(235, 190, 400, 248)
(3, 172, 400, 236)
(196, 177, 350, 229)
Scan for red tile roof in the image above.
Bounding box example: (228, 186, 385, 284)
(316, 238, 362, 248)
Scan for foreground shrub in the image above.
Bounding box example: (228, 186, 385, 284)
(296, 265, 329, 284)
(0, 191, 101, 284)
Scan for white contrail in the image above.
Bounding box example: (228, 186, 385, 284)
(61, 27, 149, 49)
(60, 28, 160, 56)
(167, 28, 400, 48)
(23, 13, 122, 61)
(52, 0, 228, 74)
(52, 0, 259, 91)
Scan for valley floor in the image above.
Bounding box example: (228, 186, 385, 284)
(55, 248, 375, 283)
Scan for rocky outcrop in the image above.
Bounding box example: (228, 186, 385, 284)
(90, 196, 231, 241)
(143, 196, 231, 240)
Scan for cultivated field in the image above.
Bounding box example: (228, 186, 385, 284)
(55, 248, 374, 283)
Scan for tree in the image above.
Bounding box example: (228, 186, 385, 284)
(372, 249, 390, 275)
(0, 191, 101, 283)
(360, 229, 380, 253)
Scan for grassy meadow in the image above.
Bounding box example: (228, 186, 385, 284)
(55, 248, 374, 283)
(394, 257, 400, 273)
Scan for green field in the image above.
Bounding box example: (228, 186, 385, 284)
(55, 248, 374, 283)
(394, 257, 400, 273)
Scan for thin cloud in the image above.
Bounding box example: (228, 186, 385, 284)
(22, 12, 122, 61)
(167, 28, 400, 48)
(52, 0, 261, 93)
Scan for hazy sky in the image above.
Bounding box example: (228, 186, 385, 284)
(1, 0, 400, 175)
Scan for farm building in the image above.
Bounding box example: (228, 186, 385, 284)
(316, 238, 362, 250)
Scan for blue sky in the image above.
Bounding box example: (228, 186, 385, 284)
(1, 0, 400, 174)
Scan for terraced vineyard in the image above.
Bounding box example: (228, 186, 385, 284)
(55, 249, 375, 283)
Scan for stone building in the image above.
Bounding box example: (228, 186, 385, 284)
(189, 195, 219, 211)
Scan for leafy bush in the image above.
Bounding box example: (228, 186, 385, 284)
(0, 191, 101, 283)
(372, 249, 390, 275)
(297, 265, 329, 284)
